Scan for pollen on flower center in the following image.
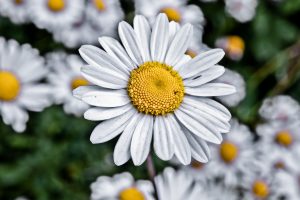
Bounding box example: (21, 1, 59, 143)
(93, 0, 106, 11)
(252, 180, 269, 198)
(0, 71, 20, 101)
(128, 61, 184, 116)
(119, 187, 145, 200)
(71, 76, 89, 90)
(47, 0, 65, 12)
(160, 7, 181, 22)
(275, 131, 293, 147)
(219, 141, 238, 163)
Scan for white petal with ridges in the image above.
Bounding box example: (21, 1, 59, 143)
(134, 15, 151, 63)
(131, 115, 154, 166)
(185, 83, 236, 97)
(90, 109, 136, 144)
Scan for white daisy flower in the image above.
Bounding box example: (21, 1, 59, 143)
(85, 0, 124, 36)
(155, 167, 203, 200)
(75, 14, 235, 166)
(259, 95, 300, 123)
(215, 69, 246, 107)
(208, 119, 255, 186)
(46, 52, 89, 116)
(0, 0, 30, 24)
(225, 0, 258, 23)
(256, 120, 300, 155)
(203, 182, 239, 200)
(0, 37, 52, 132)
(215, 36, 245, 61)
(90, 172, 154, 200)
(29, 0, 85, 31)
(52, 10, 101, 48)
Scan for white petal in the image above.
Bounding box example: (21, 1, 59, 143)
(173, 54, 191, 71)
(168, 21, 180, 45)
(185, 83, 236, 97)
(150, 13, 169, 62)
(185, 132, 211, 163)
(90, 109, 136, 144)
(84, 104, 133, 121)
(81, 65, 127, 89)
(179, 49, 225, 79)
(165, 24, 193, 66)
(131, 115, 154, 166)
(118, 21, 143, 65)
(183, 96, 231, 121)
(18, 84, 52, 112)
(73, 86, 99, 99)
(169, 115, 192, 165)
(81, 89, 130, 108)
(114, 113, 142, 166)
(175, 108, 222, 144)
(99, 36, 136, 71)
(153, 116, 174, 160)
(184, 65, 225, 87)
(79, 45, 129, 76)
(134, 15, 151, 62)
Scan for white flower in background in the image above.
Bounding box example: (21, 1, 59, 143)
(203, 183, 239, 200)
(52, 11, 101, 48)
(215, 36, 245, 61)
(182, 160, 213, 182)
(86, 0, 124, 36)
(259, 95, 300, 123)
(215, 69, 246, 107)
(90, 172, 154, 200)
(225, 0, 258, 23)
(0, 0, 30, 24)
(208, 119, 255, 186)
(256, 120, 300, 155)
(15, 197, 29, 200)
(155, 167, 203, 200)
(75, 14, 235, 166)
(29, 0, 84, 31)
(0, 38, 52, 132)
(46, 52, 89, 117)
(135, 0, 205, 44)
(241, 169, 275, 200)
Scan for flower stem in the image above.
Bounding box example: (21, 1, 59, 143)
(146, 155, 159, 200)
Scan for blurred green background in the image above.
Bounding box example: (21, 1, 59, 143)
(1, 0, 300, 199)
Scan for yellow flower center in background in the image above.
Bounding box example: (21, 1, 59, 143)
(47, 0, 65, 12)
(227, 36, 245, 55)
(71, 77, 89, 90)
(186, 50, 197, 58)
(119, 187, 145, 200)
(128, 61, 184, 116)
(219, 141, 238, 163)
(274, 161, 285, 169)
(0, 71, 20, 101)
(93, 0, 106, 11)
(191, 160, 204, 170)
(15, 0, 23, 5)
(275, 131, 293, 147)
(160, 7, 181, 22)
(252, 180, 269, 199)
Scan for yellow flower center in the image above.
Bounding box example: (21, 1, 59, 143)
(71, 77, 89, 90)
(191, 160, 204, 170)
(274, 161, 285, 169)
(275, 131, 293, 147)
(160, 7, 181, 22)
(0, 71, 20, 101)
(219, 141, 238, 163)
(186, 50, 197, 58)
(47, 0, 65, 12)
(128, 61, 184, 116)
(252, 180, 269, 199)
(227, 36, 245, 55)
(15, 0, 23, 4)
(93, 0, 106, 11)
(119, 187, 145, 200)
